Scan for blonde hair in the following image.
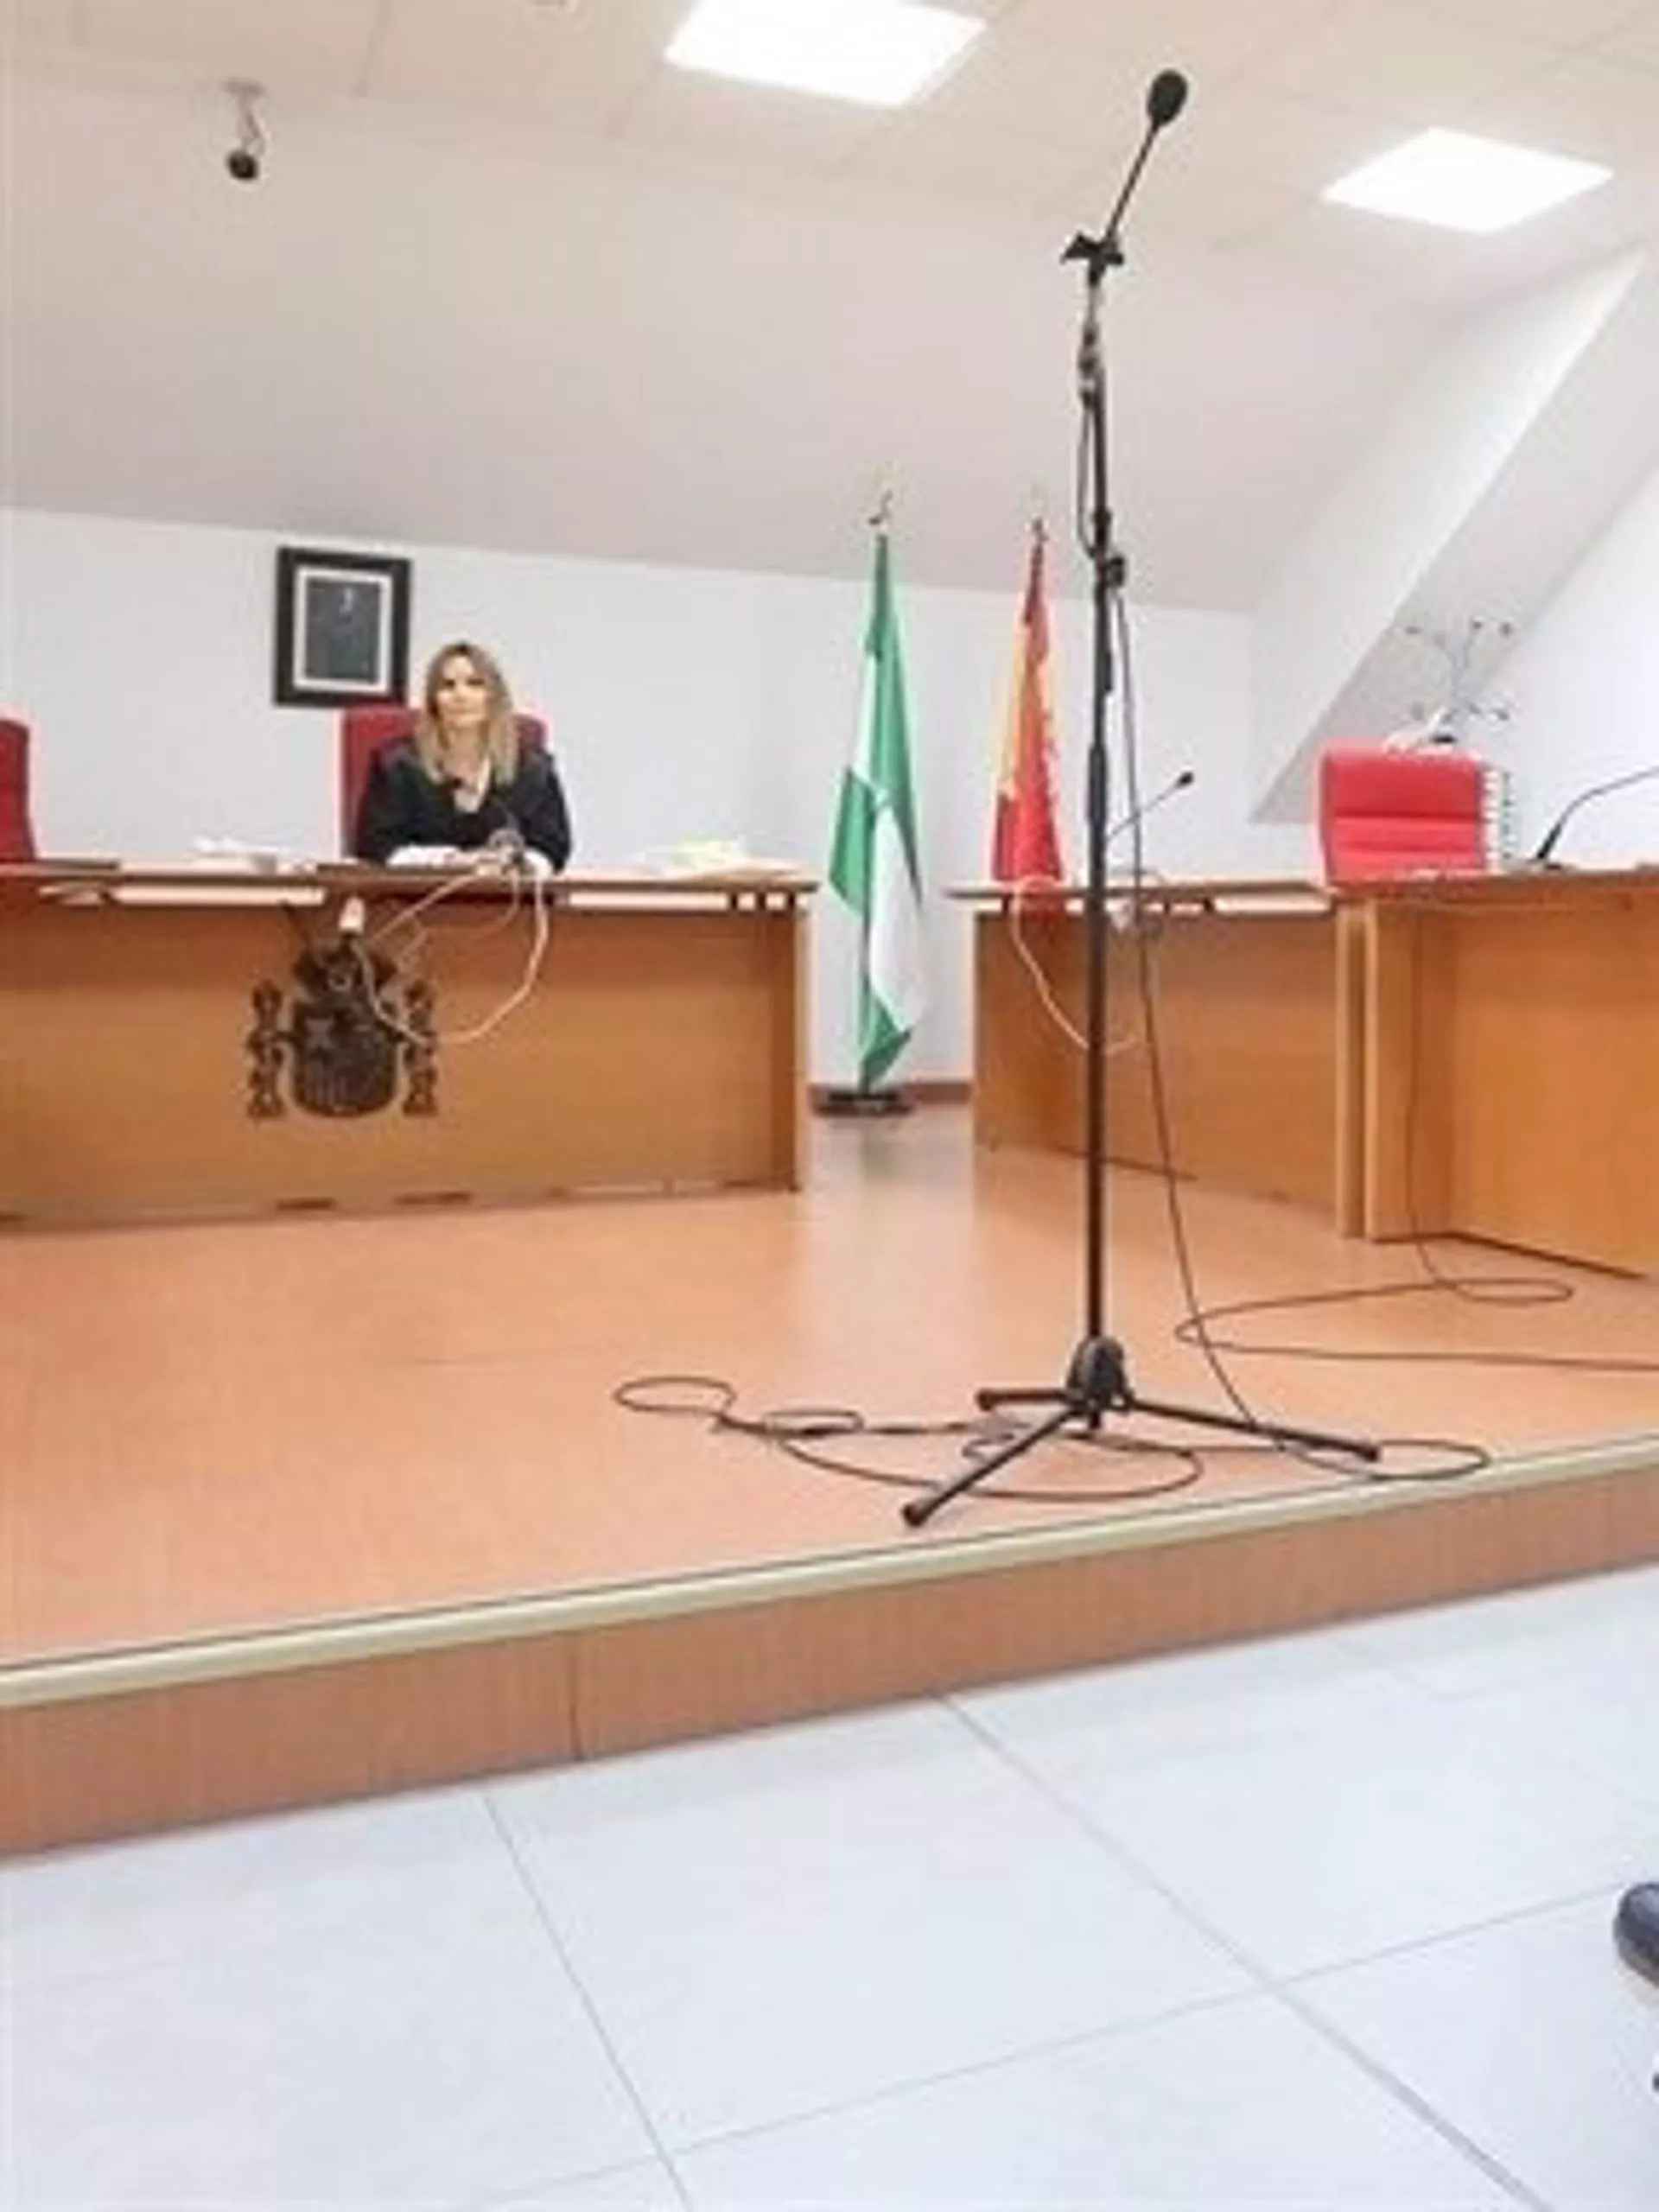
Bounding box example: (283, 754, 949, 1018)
(413, 640, 520, 784)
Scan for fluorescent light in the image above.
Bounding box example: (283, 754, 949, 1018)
(1324, 129, 1609, 234)
(666, 0, 985, 109)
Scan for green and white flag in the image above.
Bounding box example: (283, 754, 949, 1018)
(829, 526, 926, 1090)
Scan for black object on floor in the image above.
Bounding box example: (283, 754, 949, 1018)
(1614, 1883, 1659, 1987)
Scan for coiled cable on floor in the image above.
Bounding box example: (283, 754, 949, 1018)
(609, 1374, 1484, 1504)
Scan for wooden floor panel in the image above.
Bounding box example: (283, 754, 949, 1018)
(3, 1107, 1656, 1663)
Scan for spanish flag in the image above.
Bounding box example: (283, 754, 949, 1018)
(990, 520, 1064, 884)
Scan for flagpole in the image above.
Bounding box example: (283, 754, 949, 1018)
(904, 70, 1379, 1529)
(823, 496, 926, 1118)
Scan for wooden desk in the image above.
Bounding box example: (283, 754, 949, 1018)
(957, 880, 1338, 1211)
(963, 869, 1658, 1272)
(0, 863, 811, 1225)
(1341, 868, 1659, 1274)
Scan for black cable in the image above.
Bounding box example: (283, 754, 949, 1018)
(1194, 1431, 1492, 1482)
(1115, 605, 1327, 1429)
(608, 602, 1504, 1506)
(612, 1375, 1491, 1497)
(1173, 1280, 1659, 1375)
(1178, 910, 1659, 1377)
(1106, 598, 1499, 1483)
(614, 1374, 1209, 1507)
(1074, 410, 1092, 566)
(612, 614, 1518, 1503)
(1389, 914, 1633, 1338)
(612, 435, 1554, 1509)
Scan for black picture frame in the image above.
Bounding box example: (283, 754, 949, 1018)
(272, 545, 412, 709)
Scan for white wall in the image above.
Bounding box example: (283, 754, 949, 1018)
(1490, 467, 1659, 865)
(0, 505, 1300, 1078)
(1250, 253, 1639, 808)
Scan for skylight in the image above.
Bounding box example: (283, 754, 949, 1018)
(1323, 129, 1610, 234)
(665, 0, 986, 110)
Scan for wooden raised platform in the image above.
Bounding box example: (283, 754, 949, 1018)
(3, 1109, 1656, 1854)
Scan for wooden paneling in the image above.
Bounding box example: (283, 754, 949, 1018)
(968, 871, 1659, 1273)
(1332, 902, 1369, 1236)
(1, 1637, 580, 1854)
(575, 1465, 1659, 1754)
(1359, 902, 1455, 1240)
(0, 868, 810, 1224)
(1355, 874, 1659, 1271)
(8, 1453, 1656, 1854)
(968, 887, 1337, 1210)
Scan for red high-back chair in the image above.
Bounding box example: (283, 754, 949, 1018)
(339, 705, 547, 854)
(1318, 745, 1487, 884)
(0, 717, 37, 861)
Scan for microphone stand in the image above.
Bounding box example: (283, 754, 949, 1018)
(904, 73, 1378, 1529)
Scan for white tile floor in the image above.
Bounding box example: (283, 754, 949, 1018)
(5, 1565, 1659, 2209)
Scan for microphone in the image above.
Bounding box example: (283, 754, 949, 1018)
(1528, 763, 1659, 867)
(1065, 64, 1192, 270)
(1105, 767, 1196, 851)
(1146, 70, 1189, 128)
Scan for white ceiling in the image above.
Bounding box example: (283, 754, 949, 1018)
(8, 0, 1659, 601)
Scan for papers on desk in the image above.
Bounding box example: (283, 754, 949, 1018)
(183, 839, 315, 874)
(43, 850, 330, 906)
(384, 845, 470, 868)
(109, 885, 327, 906)
(635, 838, 801, 880)
(32, 842, 324, 904)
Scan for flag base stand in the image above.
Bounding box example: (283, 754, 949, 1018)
(816, 1085, 912, 1118)
(900, 72, 1379, 1533)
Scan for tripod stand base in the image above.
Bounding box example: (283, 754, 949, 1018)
(901, 1334, 1380, 1529)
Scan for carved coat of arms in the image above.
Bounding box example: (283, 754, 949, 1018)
(247, 943, 436, 1119)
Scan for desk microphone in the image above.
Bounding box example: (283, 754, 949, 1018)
(1105, 767, 1196, 851)
(1528, 763, 1659, 867)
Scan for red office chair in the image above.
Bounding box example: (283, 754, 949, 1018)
(0, 716, 38, 861)
(1318, 745, 1488, 884)
(338, 704, 547, 854)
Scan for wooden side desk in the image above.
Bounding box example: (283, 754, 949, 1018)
(962, 869, 1657, 1274)
(0, 863, 811, 1226)
(957, 880, 1338, 1211)
(1341, 868, 1659, 1274)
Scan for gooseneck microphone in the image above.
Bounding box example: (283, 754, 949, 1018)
(1105, 766, 1196, 851)
(1066, 67, 1192, 274)
(1529, 762, 1659, 867)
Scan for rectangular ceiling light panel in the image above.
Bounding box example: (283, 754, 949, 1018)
(1324, 129, 1610, 233)
(667, 0, 986, 108)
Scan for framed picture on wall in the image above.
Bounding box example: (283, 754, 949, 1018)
(272, 545, 412, 708)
